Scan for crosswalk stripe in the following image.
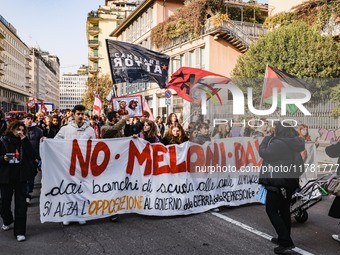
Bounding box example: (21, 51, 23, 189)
(211, 212, 314, 255)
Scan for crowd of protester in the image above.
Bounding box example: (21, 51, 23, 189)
(0, 108, 322, 148)
(0, 105, 338, 251)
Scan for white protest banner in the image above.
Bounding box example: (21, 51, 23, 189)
(39, 138, 316, 222)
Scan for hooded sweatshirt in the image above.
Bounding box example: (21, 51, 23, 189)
(54, 121, 96, 139)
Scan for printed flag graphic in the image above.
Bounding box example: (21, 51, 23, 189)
(93, 94, 102, 116)
(142, 98, 154, 121)
(40, 100, 48, 115)
(262, 66, 310, 114)
(26, 98, 35, 109)
(106, 40, 170, 88)
(167, 67, 231, 104)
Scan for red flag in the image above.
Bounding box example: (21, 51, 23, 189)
(167, 67, 231, 104)
(142, 98, 154, 121)
(93, 94, 102, 116)
(40, 100, 48, 115)
(26, 98, 35, 109)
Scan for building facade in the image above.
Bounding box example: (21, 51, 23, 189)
(110, 0, 186, 120)
(60, 71, 88, 110)
(86, 0, 140, 80)
(0, 14, 32, 112)
(29, 48, 60, 109)
(110, 0, 267, 121)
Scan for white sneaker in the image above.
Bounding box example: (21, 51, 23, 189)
(17, 235, 26, 242)
(332, 234, 340, 242)
(1, 224, 11, 231)
(62, 221, 70, 226)
(78, 221, 86, 225)
(26, 198, 31, 204)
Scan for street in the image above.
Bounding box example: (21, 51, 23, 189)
(0, 172, 339, 255)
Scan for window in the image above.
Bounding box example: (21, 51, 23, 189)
(200, 46, 206, 69)
(189, 50, 194, 67)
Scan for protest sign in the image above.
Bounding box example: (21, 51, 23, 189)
(40, 138, 316, 222)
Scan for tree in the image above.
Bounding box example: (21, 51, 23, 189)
(264, 0, 340, 30)
(232, 22, 340, 102)
(331, 84, 340, 117)
(82, 74, 113, 111)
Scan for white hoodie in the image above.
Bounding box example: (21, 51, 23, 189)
(54, 121, 96, 139)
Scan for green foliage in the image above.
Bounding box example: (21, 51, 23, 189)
(330, 84, 340, 117)
(264, 12, 297, 29)
(264, 0, 340, 30)
(82, 74, 112, 110)
(232, 22, 340, 102)
(151, 0, 226, 48)
(228, 5, 266, 24)
(151, 0, 267, 48)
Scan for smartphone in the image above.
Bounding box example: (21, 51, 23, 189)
(5, 153, 15, 159)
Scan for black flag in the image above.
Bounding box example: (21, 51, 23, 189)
(106, 39, 170, 88)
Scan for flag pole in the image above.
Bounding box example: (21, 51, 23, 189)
(182, 111, 196, 125)
(112, 84, 117, 99)
(259, 64, 268, 110)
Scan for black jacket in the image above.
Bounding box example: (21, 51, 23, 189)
(27, 125, 43, 156)
(0, 135, 37, 184)
(325, 142, 340, 174)
(326, 142, 340, 218)
(124, 121, 143, 137)
(258, 136, 305, 192)
(43, 124, 60, 138)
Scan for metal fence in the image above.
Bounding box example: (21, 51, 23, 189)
(198, 98, 339, 130)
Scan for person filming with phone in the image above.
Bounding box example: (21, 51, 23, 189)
(0, 121, 37, 242)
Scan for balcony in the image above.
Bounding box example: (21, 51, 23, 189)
(0, 53, 4, 63)
(0, 68, 4, 76)
(25, 82, 32, 88)
(0, 29, 4, 39)
(87, 11, 100, 22)
(25, 73, 32, 79)
(25, 54, 32, 62)
(0, 40, 4, 51)
(204, 18, 267, 53)
(25, 63, 32, 70)
(88, 27, 100, 35)
(88, 67, 99, 74)
(88, 39, 99, 48)
(88, 54, 101, 61)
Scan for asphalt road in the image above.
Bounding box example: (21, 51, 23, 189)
(0, 172, 339, 255)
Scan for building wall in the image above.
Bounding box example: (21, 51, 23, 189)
(118, 5, 153, 46)
(110, 0, 260, 120)
(87, 0, 139, 80)
(97, 15, 119, 77)
(268, 0, 305, 16)
(0, 14, 31, 112)
(208, 37, 242, 78)
(154, 1, 183, 24)
(30, 49, 60, 109)
(60, 74, 88, 110)
(112, 0, 185, 118)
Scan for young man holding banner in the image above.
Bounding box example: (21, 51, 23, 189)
(54, 105, 95, 225)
